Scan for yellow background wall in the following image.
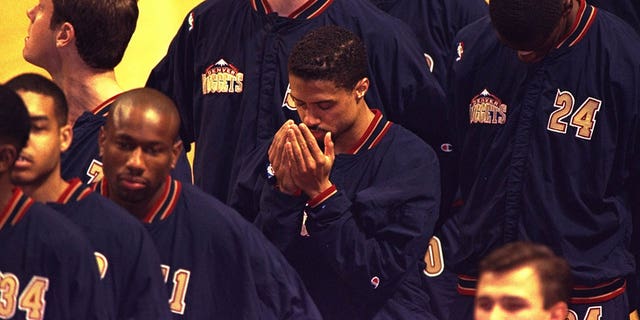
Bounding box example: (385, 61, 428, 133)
(0, 0, 203, 87)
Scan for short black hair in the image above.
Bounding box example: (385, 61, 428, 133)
(51, 0, 139, 69)
(288, 25, 369, 90)
(6, 73, 68, 126)
(479, 242, 572, 309)
(0, 85, 31, 152)
(490, 0, 563, 49)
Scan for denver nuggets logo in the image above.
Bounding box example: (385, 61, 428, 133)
(469, 89, 507, 124)
(201, 59, 244, 94)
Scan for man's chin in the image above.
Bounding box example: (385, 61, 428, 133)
(116, 191, 149, 205)
(10, 173, 37, 187)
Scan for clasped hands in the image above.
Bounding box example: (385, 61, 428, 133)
(268, 120, 335, 199)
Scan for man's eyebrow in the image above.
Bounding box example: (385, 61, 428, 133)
(30, 115, 50, 123)
(290, 93, 333, 105)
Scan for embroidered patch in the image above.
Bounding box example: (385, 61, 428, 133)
(201, 59, 244, 94)
(469, 89, 507, 125)
(370, 276, 380, 289)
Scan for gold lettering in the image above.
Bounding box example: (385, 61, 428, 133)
(235, 73, 244, 93)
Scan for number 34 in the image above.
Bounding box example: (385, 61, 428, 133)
(547, 89, 602, 140)
(0, 273, 49, 320)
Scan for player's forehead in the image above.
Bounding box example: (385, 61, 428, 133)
(17, 90, 56, 117)
(290, 77, 348, 99)
(478, 266, 542, 297)
(109, 106, 174, 142)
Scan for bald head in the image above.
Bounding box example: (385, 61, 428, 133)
(106, 88, 181, 142)
(99, 88, 183, 216)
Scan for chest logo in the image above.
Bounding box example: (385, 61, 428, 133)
(201, 59, 244, 95)
(469, 89, 507, 125)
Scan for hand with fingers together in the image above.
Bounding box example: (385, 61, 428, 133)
(268, 120, 300, 195)
(284, 123, 335, 199)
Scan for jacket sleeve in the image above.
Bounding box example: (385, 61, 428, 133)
(260, 138, 441, 302)
(64, 237, 112, 319)
(241, 220, 322, 319)
(146, 8, 199, 148)
(121, 227, 172, 319)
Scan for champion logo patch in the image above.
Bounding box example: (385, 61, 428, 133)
(440, 143, 453, 153)
(201, 59, 244, 95)
(469, 89, 507, 125)
(370, 276, 380, 289)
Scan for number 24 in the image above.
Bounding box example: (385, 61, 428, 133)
(547, 90, 602, 140)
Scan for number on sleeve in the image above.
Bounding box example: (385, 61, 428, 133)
(567, 306, 602, 320)
(86, 159, 104, 184)
(423, 236, 445, 277)
(18, 276, 49, 320)
(0, 272, 19, 319)
(161, 266, 191, 315)
(94, 252, 108, 280)
(168, 270, 190, 315)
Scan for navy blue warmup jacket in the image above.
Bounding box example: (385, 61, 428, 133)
(256, 111, 441, 319)
(367, 0, 488, 226)
(0, 188, 107, 319)
(95, 177, 321, 319)
(443, 1, 640, 288)
(48, 179, 171, 319)
(147, 0, 446, 220)
(590, 0, 640, 34)
(369, 0, 488, 87)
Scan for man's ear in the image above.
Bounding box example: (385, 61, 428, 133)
(561, 0, 573, 16)
(170, 140, 184, 170)
(0, 145, 18, 173)
(354, 77, 370, 100)
(548, 301, 569, 320)
(59, 124, 73, 153)
(55, 22, 75, 48)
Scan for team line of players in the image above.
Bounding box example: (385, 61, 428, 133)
(1, 0, 639, 319)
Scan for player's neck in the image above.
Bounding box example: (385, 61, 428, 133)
(334, 105, 375, 154)
(50, 66, 122, 125)
(265, 0, 311, 17)
(555, 0, 581, 46)
(21, 170, 70, 203)
(112, 178, 171, 221)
